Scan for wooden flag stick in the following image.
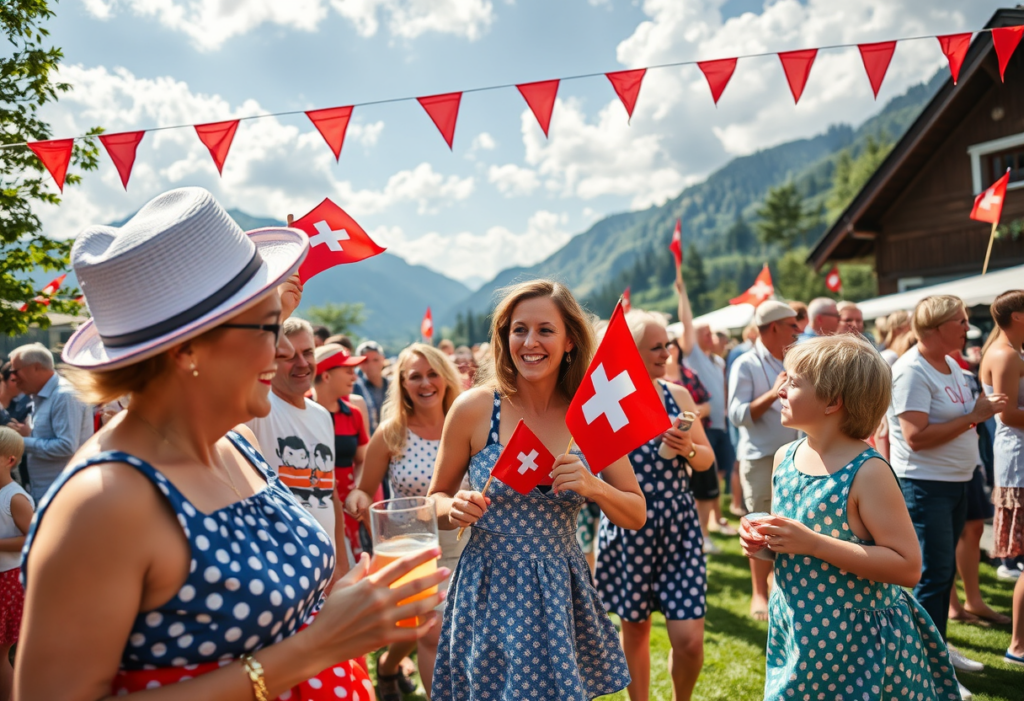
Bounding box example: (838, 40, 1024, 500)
(565, 436, 575, 455)
(456, 474, 495, 542)
(982, 221, 998, 275)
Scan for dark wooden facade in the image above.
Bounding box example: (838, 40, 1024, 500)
(810, 8, 1024, 295)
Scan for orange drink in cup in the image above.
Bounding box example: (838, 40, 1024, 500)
(370, 497, 440, 628)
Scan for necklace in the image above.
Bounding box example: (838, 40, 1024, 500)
(129, 411, 246, 500)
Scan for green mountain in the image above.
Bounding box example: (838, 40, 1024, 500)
(443, 70, 946, 325)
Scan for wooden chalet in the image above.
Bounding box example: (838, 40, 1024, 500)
(809, 7, 1024, 295)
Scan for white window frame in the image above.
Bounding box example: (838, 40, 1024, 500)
(968, 132, 1024, 194)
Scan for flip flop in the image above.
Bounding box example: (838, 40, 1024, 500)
(963, 607, 1012, 626)
(1005, 650, 1024, 667)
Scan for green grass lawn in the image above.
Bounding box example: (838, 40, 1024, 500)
(376, 507, 1021, 700)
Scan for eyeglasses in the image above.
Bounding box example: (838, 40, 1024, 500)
(220, 323, 282, 344)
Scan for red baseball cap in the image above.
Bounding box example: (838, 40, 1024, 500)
(314, 343, 365, 374)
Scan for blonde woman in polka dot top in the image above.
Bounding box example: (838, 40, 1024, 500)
(739, 335, 960, 701)
(345, 343, 463, 700)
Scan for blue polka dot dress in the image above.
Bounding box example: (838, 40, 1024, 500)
(22, 432, 337, 670)
(595, 381, 706, 622)
(431, 393, 631, 701)
(765, 440, 961, 701)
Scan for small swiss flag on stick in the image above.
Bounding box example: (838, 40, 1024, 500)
(621, 286, 632, 314)
(730, 264, 774, 306)
(566, 302, 671, 474)
(289, 199, 386, 283)
(973, 169, 1011, 275)
(669, 218, 683, 268)
(490, 421, 556, 494)
(421, 307, 434, 341)
(825, 265, 842, 294)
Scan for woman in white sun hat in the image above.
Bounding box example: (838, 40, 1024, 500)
(15, 187, 446, 700)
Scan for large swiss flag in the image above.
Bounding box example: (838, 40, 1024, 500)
(289, 199, 386, 283)
(566, 302, 671, 474)
(490, 420, 556, 494)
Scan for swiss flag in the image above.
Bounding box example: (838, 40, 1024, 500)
(621, 287, 632, 314)
(825, 265, 842, 293)
(421, 308, 433, 340)
(669, 218, 682, 267)
(490, 421, 556, 494)
(19, 274, 67, 312)
(566, 303, 671, 474)
(971, 170, 1010, 225)
(730, 264, 774, 306)
(289, 199, 386, 284)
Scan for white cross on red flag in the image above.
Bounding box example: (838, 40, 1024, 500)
(421, 307, 433, 340)
(970, 170, 1010, 225)
(289, 198, 386, 283)
(566, 302, 671, 474)
(825, 265, 842, 293)
(19, 274, 67, 312)
(730, 264, 774, 306)
(490, 420, 556, 494)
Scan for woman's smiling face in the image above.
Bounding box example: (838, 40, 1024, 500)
(507, 296, 574, 384)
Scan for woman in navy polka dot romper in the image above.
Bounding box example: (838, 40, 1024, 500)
(347, 343, 466, 698)
(596, 310, 716, 701)
(16, 188, 446, 700)
(429, 280, 646, 701)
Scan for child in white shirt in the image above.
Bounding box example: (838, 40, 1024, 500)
(0, 426, 33, 700)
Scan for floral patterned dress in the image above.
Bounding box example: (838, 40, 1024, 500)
(765, 440, 961, 701)
(431, 393, 631, 700)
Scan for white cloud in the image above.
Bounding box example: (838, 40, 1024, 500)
(35, 65, 472, 236)
(488, 163, 539, 197)
(81, 0, 495, 50)
(472, 132, 497, 151)
(381, 210, 573, 281)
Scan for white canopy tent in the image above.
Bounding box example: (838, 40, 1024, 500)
(857, 264, 1024, 320)
(665, 303, 755, 339)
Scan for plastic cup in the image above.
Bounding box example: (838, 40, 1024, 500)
(657, 411, 700, 459)
(369, 497, 439, 627)
(743, 512, 773, 541)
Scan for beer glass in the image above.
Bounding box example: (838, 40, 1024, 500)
(369, 496, 440, 627)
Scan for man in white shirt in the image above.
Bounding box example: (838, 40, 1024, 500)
(247, 317, 348, 575)
(728, 301, 801, 619)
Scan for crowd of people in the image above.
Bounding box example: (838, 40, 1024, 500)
(0, 186, 1021, 701)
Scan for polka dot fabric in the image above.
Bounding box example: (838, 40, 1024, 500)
(431, 393, 631, 701)
(388, 429, 442, 499)
(596, 381, 706, 622)
(22, 432, 337, 671)
(765, 440, 961, 701)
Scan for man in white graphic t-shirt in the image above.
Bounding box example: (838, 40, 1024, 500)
(248, 317, 348, 575)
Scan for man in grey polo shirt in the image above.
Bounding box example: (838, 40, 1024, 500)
(8, 343, 93, 501)
(727, 301, 800, 619)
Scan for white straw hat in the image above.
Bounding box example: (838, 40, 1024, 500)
(62, 187, 308, 370)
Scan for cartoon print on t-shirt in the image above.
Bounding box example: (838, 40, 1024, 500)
(276, 435, 313, 506)
(310, 443, 335, 510)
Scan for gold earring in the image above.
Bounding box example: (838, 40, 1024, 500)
(564, 352, 572, 366)
(190, 362, 199, 378)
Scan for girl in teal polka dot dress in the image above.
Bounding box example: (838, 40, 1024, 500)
(739, 335, 961, 701)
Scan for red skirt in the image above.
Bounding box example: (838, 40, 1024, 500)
(0, 568, 24, 646)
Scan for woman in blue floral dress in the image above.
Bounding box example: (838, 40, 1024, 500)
(740, 336, 961, 701)
(429, 280, 646, 700)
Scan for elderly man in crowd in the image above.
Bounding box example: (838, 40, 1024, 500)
(728, 301, 801, 620)
(837, 301, 865, 337)
(797, 297, 839, 342)
(6, 343, 93, 501)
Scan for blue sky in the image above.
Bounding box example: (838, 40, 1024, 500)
(37, 0, 1003, 287)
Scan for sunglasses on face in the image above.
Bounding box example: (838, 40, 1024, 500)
(219, 323, 282, 344)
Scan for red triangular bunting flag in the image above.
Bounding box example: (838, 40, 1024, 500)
(422, 307, 434, 340)
(858, 41, 896, 99)
(606, 69, 646, 121)
(290, 198, 387, 283)
(306, 106, 353, 161)
(516, 79, 559, 138)
(566, 303, 672, 474)
(937, 33, 972, 85)
(417, 92, 462, 150)
(992, 26, 1024, 82)
(20, 274, 67, 312)
(27, 139, 74, 193)
(731, 265, 774, 306)
(622, 287, 632, 314)
(490, 421, 557, 494)
(970, 170, 1010, 224)
(825, 266, 842, 294)
(99, 131, 145, 190)
(194, 119, 240, 174)
(669, 219, 682, 267)
(778, 49, 818, 104)
(697, 58, 737, 105)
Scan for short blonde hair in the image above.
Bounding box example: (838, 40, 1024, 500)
(379, 344, 462, 456)
(912, 295, 965, 336)
(0, 426, 25, 464)
(784, 335, 892, 440)
(487, 279, 595, 400)
(624, 309, 669, 347)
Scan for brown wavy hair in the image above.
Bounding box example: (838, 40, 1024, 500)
(486, 279, 595, 400)
(991, 290, 1024, 330)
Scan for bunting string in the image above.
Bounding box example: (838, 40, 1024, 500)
(5, 25, 1022, 193)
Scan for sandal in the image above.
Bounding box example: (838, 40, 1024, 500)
(710, 518, 738, 536)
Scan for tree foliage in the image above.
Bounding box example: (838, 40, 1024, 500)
(305, 302, 366, 338)
(826, 134, 893, 223)
(1, 0, 101, 335)
(754, 182, 817, 248)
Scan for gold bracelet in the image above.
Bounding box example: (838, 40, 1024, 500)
(240, 654, 269, 701)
